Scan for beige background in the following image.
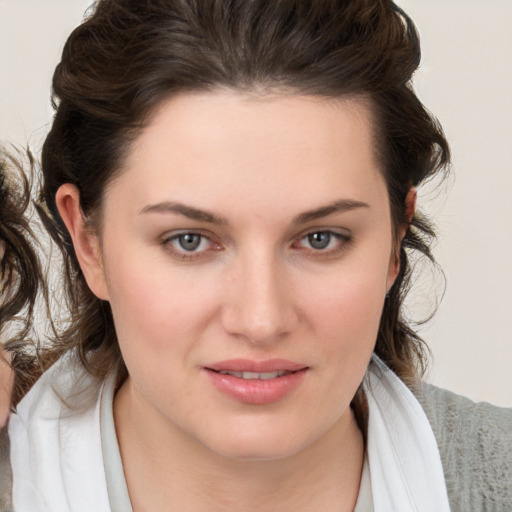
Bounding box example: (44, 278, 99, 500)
(1, 0, 511, 406)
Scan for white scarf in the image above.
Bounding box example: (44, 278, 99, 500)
(364, 356, 451, 511)
(9, 355, 450, 511)
(9, 356, 111, 512)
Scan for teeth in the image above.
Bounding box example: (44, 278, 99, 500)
(219, 370, 243, 378)
(257, 371, 287, 380)
(218, 370, 288, 379)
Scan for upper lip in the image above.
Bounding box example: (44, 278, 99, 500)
(205, 359, 308, 373)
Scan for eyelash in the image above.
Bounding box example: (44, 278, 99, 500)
(160, 229, 353, 261)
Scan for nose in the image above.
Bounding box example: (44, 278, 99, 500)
(221, 249, 299, 345)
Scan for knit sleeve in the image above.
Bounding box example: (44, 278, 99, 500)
(416, 383, 512, 512)
(0, 426, 13, 512)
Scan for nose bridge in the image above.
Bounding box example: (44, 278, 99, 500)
(222, 243, 297, 343)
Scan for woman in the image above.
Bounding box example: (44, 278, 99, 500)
(0, 0, 511, 511)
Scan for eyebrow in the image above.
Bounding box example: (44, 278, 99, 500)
(292, 199, 370, 225)
(139, 202, 227, 225)
(139, 198, 370, 225)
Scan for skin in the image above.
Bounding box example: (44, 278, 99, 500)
(0, 243, 14, 427)
(57, 91, 402, 511)
(0, 349, 12, 428)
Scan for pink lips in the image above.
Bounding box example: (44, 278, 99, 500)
(204, 359, 308, 405)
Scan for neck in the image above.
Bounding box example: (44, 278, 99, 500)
(114, 378, 364, 512)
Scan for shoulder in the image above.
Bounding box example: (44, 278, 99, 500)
(415, 382, 512, 511)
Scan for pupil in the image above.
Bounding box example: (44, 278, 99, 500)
(308, 232, 331, 249)
(179, 234, 201, 251)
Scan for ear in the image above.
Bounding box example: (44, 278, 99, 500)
(55, 184, 109, 300)
(386, 187, 417, 291)
(405, 187, 417, 225)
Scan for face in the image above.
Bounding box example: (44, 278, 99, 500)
(79, 92, 398, 460)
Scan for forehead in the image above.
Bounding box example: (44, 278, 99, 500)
(109, 91, 386, 220)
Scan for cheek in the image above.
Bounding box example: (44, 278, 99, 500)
(310, 282, 385, 372)
(103, 258, 219, 408)
(111, 275, 208, 341)
(296, 254, 389, 392)
(287, 274, 386, 434)
(303, 262, 388, 335)
(102, 242, 218, 355)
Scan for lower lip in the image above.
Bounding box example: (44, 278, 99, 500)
(204, 368, 308, 405)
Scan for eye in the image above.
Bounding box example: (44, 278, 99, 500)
(305, 231, 334, 250)
(292, 229, 352, 257)
(161, 231, 220, 257)
(176, 233, 203, 251)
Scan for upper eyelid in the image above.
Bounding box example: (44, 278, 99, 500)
(159, 227, 351, 243)
(293, 226, 352, 241)
(161, 228, 215, 242)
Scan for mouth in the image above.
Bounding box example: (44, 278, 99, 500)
(205, 358, 307, 374)
(209, 369, 298, 380)
(203, 360, 309, 404)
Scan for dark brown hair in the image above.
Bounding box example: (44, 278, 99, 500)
(3, 0, 450, 401)
(0, 150, 47, 405)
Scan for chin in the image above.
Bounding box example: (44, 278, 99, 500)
(195, 416, 321, 463)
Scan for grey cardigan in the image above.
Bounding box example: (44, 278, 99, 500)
(0, 383, 510, 511)
(416, 383, 512, 511)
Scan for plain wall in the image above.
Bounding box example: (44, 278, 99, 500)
(1, 0, 511, 406)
